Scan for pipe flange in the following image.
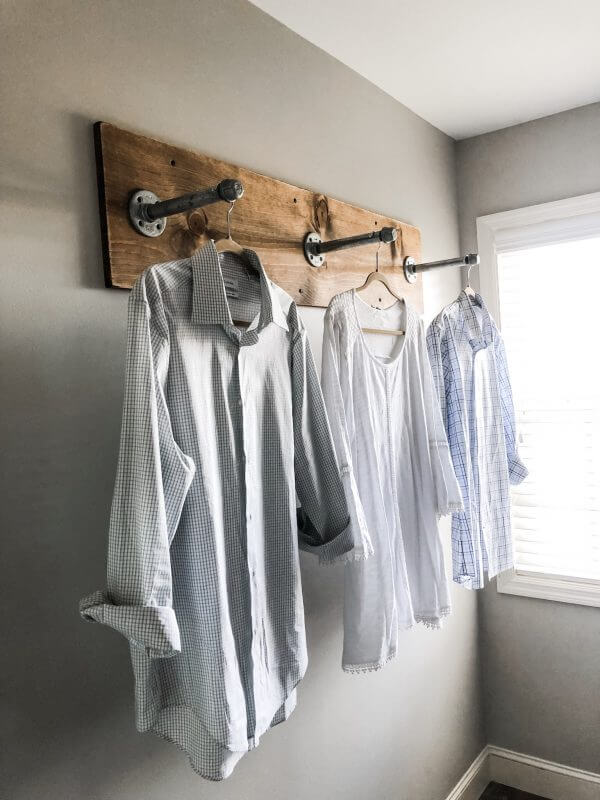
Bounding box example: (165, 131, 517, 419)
(403, 256, 417, 284)
(304, 232, 325, 268)
(129, 190, 166, 237)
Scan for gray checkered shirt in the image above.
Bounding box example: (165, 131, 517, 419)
(80, 242, 354, 780)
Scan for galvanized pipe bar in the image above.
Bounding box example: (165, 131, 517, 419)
(410, 253, 479, 273)
(403, 253, 479, 284)
(144, 179, 244, 221)
(310, 226, 397, 256)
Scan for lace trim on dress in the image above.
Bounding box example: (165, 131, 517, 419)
(415, 605, 452, 630)
(342, 651, 398, 674)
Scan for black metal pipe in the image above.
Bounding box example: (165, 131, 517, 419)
(145, 179, 244, 221)
(309, 226, 397, 256)
(410, 253, 479, 273)
(403, 253, 479, 284)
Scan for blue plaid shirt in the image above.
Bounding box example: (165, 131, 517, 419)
(426, 291, 528, 589)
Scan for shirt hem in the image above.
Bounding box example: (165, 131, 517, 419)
(150, 727, 234, 782)
(342, 605, 451, 673)
(415, 605, 452, 630)
(454, 562, 512, 590)
(486, 562, 513, 582)
(147, 692, 298, 781)
(454, 574, 483, 590)
(343, 651, 398, 674)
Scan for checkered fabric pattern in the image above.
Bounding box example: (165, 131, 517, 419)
(426, 291, 528, 590)
(80, 242, 354, 780)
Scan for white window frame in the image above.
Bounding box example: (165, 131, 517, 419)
(476, 191, 600, 607)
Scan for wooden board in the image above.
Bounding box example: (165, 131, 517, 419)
(95, 122, 423, 310)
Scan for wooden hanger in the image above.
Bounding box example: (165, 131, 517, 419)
(355, 244, 405, 336)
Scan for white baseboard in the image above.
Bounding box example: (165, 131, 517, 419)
(444, 747, 490, 800)
(488, 745, 600, 800)
(444, 744, 600, 800)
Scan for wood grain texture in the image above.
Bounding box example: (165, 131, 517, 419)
(95, 122, 423, 311)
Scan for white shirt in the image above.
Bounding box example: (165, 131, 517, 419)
(321, 290, 462, 672)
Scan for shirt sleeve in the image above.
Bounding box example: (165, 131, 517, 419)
(290, 311, 358, 565)
(495, 333, 528, 485)
(79, 271, 196, 658)
(420, 323, 463, 516)
(426, 319, 447, 424)
(320, 307, 373, 560)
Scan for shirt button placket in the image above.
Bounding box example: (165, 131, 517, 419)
(238, 346, 259, 740)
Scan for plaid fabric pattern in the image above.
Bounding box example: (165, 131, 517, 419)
(426, 291, 528, 590)
(80, 242, 353, 780)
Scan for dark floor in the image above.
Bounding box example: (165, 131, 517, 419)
(479, 783, 550, 800)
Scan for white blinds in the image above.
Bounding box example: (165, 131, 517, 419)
(497, 237, 600, 582)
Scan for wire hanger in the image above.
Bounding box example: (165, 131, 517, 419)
(212, 200, 256, 329)
(214, 200, 246, 256)
(465, 260, 476, 298)
(355, 240, 405, 337)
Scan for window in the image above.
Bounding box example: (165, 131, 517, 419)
(477, 192, 600, 606)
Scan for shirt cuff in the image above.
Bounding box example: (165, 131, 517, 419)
(79, 590, 181, 658)
(508, 455, 529, 485)
(297, 511, 357, 565)
(314, 521, 357, 565)
(338, 469, 374, 562)
(429, 440, 464, 516)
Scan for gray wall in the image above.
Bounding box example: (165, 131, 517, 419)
(1, 1, 482, 799)
(456, 102, 600, 772)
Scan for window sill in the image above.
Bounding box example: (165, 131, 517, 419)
(497, 569, 600, 608)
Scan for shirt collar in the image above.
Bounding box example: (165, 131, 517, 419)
(457, 290, 493, 351)
(190, 240, 288, 332)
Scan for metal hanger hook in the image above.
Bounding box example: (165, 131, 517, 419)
(466, 262, 473, 288)
(376, 241, 382, 273)
(226, 200, 236, 240)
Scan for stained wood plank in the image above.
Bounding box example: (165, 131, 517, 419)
(95, 122, 423, 311)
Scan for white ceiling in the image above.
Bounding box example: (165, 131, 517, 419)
(249, 0, 600, 139)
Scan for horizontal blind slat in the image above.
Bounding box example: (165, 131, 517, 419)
(497, 240, 600, 582)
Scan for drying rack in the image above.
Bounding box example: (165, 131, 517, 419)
(94, 122, 478, 311)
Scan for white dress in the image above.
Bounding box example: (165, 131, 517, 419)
(321, 290, 462, 672)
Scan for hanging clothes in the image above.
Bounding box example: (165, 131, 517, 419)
(79, 242, 360, 780)
(321, 290, 462, 673)
(426, 290, 528, 590)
